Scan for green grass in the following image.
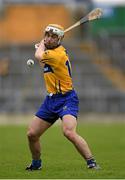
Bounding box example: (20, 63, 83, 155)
(0, 122, 125, 179)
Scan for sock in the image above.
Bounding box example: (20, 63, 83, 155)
(32, 159, 41, 167)
(87, 158, 96, 168)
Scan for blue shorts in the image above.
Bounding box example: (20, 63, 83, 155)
(35, 90, 79, 124)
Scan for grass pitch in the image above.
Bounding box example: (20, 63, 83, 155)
(0, 121, 125, 179)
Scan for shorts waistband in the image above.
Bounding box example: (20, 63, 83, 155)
(47, 90, 74, 98)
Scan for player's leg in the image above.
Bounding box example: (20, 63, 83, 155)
(26, 116, 52, 170)
(62, 114, 98, 169)
(27, 116, 52, 159)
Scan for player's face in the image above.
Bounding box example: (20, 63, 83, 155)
(44, 31, 59, 49)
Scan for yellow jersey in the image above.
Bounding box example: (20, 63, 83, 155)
(40, 45, 73, 94)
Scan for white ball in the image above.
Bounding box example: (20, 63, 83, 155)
(27, 59, 34, 67)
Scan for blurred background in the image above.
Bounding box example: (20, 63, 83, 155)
(0, 0, 125, 123)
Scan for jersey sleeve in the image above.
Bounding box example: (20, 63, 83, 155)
(41, 50, 59, 67)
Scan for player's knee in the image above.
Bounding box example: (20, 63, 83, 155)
(27, 128, 38, 141)
(63, 129, 76, 142)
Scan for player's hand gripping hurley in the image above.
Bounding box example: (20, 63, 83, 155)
(64, 8, 103, 33)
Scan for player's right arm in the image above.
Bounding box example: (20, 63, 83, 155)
(35, 40, 45, 61)
(35, 42, 60, 68)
